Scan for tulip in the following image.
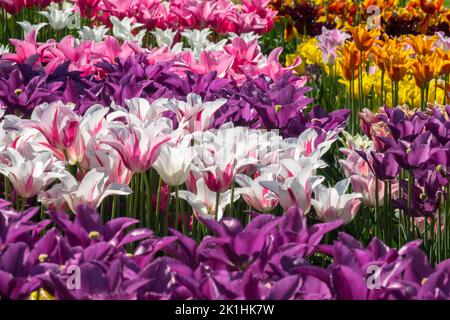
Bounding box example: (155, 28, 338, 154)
(351, 174, 388, 207)
(110, 16, 146, 45)
(161, 94, 226, 133)
(73, 0, 101, 19)
(125, 97, 167, 123)
(410, 53, 441, 89)
(235, 173, 278, 212)
(0, 45, 9, 56)
(281, 128, 337, 160)
(349, 25, 380, 52)
(39, 4, 78, 31)
(56, 168, 132, 212)
(102, 118, 172, 173)
(78, 25, 109, 42)
(260, 164, 324, 213)
(81, 143, 133, 186)
(66, 105, 109, 165)
(151, 28, 178, 48)
(317, 27, 350, 65)
(0, 148, 65, 199)
(17, 21, 48, 38)
(21, 101, 80, 152)
(311, 179, 362, 224)
(178, 178, 240, 221)
(338, 41, 363, 81)
(181, 29, 228, 58)
(152, 135, 197, 186)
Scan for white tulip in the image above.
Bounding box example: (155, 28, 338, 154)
(78, 25, 109, 42)
(110, 16, 146, 45)
(178, 178, 240, 221)
(17, 21, 48, 37)
(0, 45, 10, 56)
(52, 168, 132, 212)
(311, 179, 362, 224)
(152, 135, 196, 186)
(0, 148, 65, 198)
(39, 5, 78, 30)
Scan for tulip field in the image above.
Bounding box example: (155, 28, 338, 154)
(2, 0, 450, 301)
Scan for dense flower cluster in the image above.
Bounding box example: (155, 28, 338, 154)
(358, 106, 450, 218)
(2, 204, 450, 300)
(1, 0, 450, 301)
(0, 0, 276, 34)
(272, 0, 450, 37)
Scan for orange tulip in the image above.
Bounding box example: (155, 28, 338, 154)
(348, 25, 380, 52)
(338, 42, 366, 81)
(410, 52, 441, 88)
(372, 38, 413, 82)
(404, 34, 438, 56)
(436, 48, 450, 76)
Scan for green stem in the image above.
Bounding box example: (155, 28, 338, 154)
(215, 191, 220, 221)
(444, 74, 448, 105)
(164, 186, 171, 236)
(375, 178, 380, 238)
(380, 69, 385, 106)
(143, 171, 152, 228)
(174, 186, 180, 231)
(192, 214, 198, 241)
(111, 195, 118, 219)
(228, 181, 235, 218)
(155, 176, 162, 233)
(139, 173, 145, 227)
(4, 175, 10, 202)
(438, 193, 442, 262)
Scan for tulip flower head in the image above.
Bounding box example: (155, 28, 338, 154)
(178, 177, 240, 221)
(55, 168, 132, 213)
(102, 117, 172, 173)
(311, 179, 362, 224)
(21, 102, 80, 152)
(162, 94, 226, 133)
(0, 148, 65, 199)
(235, 173, 278, 212)
(152, 135, 197, 186)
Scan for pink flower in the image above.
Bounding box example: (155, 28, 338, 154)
(224, 37, 262, 71)
(73, 0, 101, 19)
(2, 30, 51, 64)
(189, 51, 234, 78)
(162, 94, 226, 133)
(66, 105, 109, 165)
(0, 148, 65, 199)
(235, 173, 278, 212)
(339, 150, 371, 178)
(102, 117, 172, 173)
(21, 101, 80, 151)
(351, 175, 385, 207)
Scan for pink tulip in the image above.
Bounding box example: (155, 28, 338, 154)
(102, 118, 172, 173)
(189, 51, 234, 78)
(0, 148, 65, 199)
(235, 173, 278, 212)
(21, 101, 80, 152)
(66, 105, 109, 165)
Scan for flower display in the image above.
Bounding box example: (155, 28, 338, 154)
(1, 0, 450, 302)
